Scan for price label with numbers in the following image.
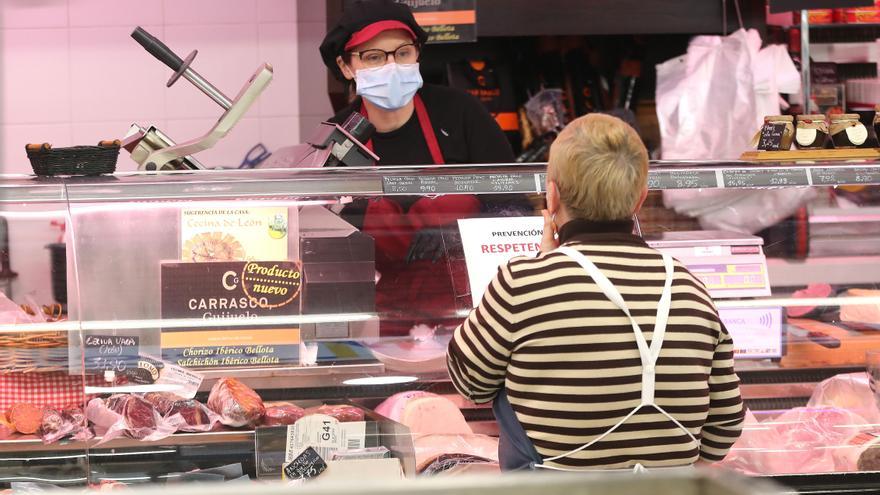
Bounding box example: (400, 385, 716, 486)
(722, 168, 810, 188)
(382, 174, 537, 194)
(84, 335, 140, 373)
(811, 167, 880, 186)
(648, 170, 718, 189)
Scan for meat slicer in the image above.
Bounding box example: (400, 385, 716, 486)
(122, 26, 273, 171)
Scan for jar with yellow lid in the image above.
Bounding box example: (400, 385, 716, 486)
(795, 115, 829, 149)
(830, 114, 869, 148)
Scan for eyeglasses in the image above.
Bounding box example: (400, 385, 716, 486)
(349, 43, 420, 68)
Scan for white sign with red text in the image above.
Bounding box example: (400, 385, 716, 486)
(458, 216, 544, 306)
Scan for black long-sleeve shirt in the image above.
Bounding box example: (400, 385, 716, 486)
(330, 83, 515, 166)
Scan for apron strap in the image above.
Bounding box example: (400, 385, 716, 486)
(532, 246, 698, 468)
(358, 94, 445, 165)
(556, 245, 673, 406)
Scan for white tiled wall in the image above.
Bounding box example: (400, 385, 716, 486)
(0, 0, 334, 304)
(0, 0, 333, 174)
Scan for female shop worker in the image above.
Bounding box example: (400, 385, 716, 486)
(320, 0, 518, 335)
(447, 114, 744, 471)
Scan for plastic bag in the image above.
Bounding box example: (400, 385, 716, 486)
(656, 29, 809, 235)
(717, 407, 868, 475)
(207, 377, 265, 427)
(40, 406, 92, 444)
(86, 396, 176, 445)
(808, 372, 880, 424)
(413, 434, 499, 472)
(663, 187, 817, 235)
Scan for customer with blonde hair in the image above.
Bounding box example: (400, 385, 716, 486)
(447, 113, 744, 471)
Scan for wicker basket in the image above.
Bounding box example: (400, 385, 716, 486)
(26, 140, 120, 176)
(0, 331, 68, 373)
(0, 305, 68, 373)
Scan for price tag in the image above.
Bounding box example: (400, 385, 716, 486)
(758, 123, 787, 151)
(811, 167, 880, 186)
(285, 414, 366, 463)
(282, 447, 327, 481)
(722, 168, 810, 188)
(382, 174, 536, 194)
(84, 335, 140, 373)
(647, 170, 718, 189)
(156, 362, 203, 399)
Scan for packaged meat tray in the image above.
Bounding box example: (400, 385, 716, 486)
(303, 404, 364, 423)
(207, 377, 265, 427)
(261, 403, 305, 426)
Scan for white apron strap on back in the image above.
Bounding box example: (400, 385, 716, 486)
(533, 246, 697, 470)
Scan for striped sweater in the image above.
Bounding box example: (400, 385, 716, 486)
(447, 219, 744, 470)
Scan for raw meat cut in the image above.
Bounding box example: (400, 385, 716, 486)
(167, 399, 213, 432)
(261, 403, 305, 426)
(64, 406, 92, 441)
(376, 392, 471, 435)
(420, 454, 497, 475)
(7, 403, 42, 434)
(808, 372, 880, 423)
(717, 407, 868, 475)
(40, 407, 72, 444)
(303, 404, 364, 423)
(787, 283, 834, 318)
(413, 434, 499, 472)
(144, 392, 184, 416)
(207, 377, 265, 427)
(86, 398, 120, 436)
(107, 394, 158, 439)
(0, 416, 14, 440)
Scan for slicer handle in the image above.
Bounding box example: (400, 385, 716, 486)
(131, 26, 183, 72)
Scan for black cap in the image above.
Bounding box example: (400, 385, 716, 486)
(320, 0, 428, 81)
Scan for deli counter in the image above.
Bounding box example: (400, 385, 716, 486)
(0, 160, 879, 493)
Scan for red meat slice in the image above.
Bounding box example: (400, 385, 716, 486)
(143, 392, 184, 416)
(168, 400, 211, 431)
(261, 403, 305, 426)
(207, 378, 265, 427)
(107, 394, 158, 439)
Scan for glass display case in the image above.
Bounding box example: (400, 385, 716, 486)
(0, 160, 879, 493)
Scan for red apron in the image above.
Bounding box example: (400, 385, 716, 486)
(360, 95, 480, 335)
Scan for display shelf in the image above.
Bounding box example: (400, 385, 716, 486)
(808, 22, 880, 44)
(0, 178, 67, 204)
(196, 363, 387, 392)
(768, 255, 880, 287)
(24, 160, 880, 204)
(0, 430, 254, 455)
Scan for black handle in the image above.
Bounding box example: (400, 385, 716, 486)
(131, 26, 184, 72)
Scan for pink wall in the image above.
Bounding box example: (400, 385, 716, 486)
(1, 0, 333, 174)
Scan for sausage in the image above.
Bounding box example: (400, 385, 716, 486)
(7, 403, 43, 435)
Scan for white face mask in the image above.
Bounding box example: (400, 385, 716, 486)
(355, 63, 423, 111)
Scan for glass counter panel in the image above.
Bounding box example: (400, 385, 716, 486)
(0, 197, 89, 488)
(50, 164, 880, 482)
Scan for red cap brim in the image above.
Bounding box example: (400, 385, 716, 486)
(344, 20, 416, 51)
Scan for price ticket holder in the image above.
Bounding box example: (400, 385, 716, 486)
(254, 406, 416, 480)
(645, 231, 783, 359)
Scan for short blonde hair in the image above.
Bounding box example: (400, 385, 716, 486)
(548, 113, 649, 221)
